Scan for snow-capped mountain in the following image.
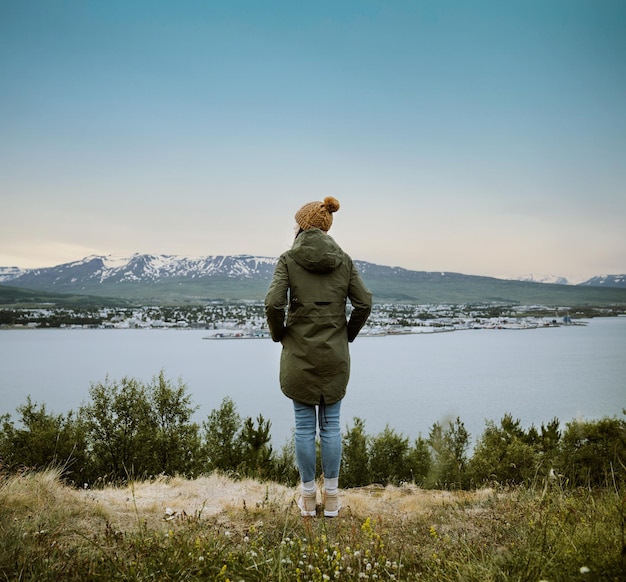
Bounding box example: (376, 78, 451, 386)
(0, 253, 494, 293)
(511, 273, 626, 288)
(2, 253, 625, 304)
(578, 274, 626, 288)
(1, 254, 278, 287)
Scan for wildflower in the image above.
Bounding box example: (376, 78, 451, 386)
(580, 566, 590, 574)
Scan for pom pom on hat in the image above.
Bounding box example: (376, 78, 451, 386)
(295, 197, 340, 232)
(322, 196, 340, 213)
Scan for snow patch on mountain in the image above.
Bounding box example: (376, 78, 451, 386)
(578, 274, 626, 288)
(0, 266, 26, 283)
(99, 254, 137, 270)
(514, 274, 570, 285)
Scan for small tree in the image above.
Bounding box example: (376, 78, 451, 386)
(239, 414, 274, 478)
(560, 415, 626, 487)
(538, 418, 561, 469)
(81, 376, 154, 481)
(80, 372, 202, 481)
(148, 371, 202, 477)
(202, 397, 244, 473)
(271, 435, 299, 485)
(468, 414, 558, 487)
(407, 435, 432, 486)
(0, 398, 87, 484)
(369, 425, 412, 486)
(427, 417, 470, 489)
(341, 417, 370, 488)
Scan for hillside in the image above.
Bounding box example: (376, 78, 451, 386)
(0, 284, 129, 307)
(2, 253, 626, 306)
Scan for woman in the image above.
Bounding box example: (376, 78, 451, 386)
(265, 197, 372, 517)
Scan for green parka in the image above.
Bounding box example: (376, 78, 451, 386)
(264, 228, 372, 405)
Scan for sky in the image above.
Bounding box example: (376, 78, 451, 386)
(1, 0, 625, 282)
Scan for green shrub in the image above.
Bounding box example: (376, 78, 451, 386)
(0, 398, 87, 484)
(368, 425, 412, 485)
(238, 414, 274, 478)
(79, 371, 202, 482)
(406, 435, 432, 485)
(426, 417, 470, 489)
(469, 414, 562, 487)
(341, 417, 370, 487)
(202, 398, 279, 480)
(148, 371, 202, 477)
(560, 414, 626, 487)
(202, 396, 245, 473)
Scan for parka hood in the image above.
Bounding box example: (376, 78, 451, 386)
(289, 228, 345, 274)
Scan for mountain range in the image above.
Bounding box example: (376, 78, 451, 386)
(1, 254, 625, 306)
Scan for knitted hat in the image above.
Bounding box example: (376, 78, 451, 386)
(295, 196, 340, 232)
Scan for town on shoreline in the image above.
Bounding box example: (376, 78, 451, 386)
(1, 301, 612, 335)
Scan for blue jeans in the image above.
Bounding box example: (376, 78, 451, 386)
(293, 399, 342, 483)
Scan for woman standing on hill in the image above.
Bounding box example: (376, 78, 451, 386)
(265, 197, 372, 517)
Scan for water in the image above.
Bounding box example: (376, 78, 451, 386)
(1, 318, 624, 447)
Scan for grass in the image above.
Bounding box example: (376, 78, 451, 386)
(1, 469, 624, 581)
